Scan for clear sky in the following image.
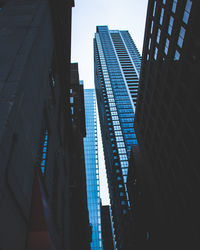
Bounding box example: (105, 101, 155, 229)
(71, 0, 148, 205)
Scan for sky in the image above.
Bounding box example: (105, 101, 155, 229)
(71, 0, 148, 205)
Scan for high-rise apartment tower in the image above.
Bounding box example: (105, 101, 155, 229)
(94, 26, 141, 249)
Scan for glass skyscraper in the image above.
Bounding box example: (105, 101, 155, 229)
(84, 89, 102, 250)
(94, 26, 141, 249)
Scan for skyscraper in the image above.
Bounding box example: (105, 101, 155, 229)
(84, 89, 102, 250)
(131, 0, 200, 248)
(94, 26, 141, 249)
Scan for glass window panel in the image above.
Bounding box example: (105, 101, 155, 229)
(183, 11, 189, 24)
(122, 168, 128, 175)
(160, 8, 164, 25)
(185, 0, 192, 13)
(113, 121, 120, 125)
(120, 154, 128, 161)
(115, 130, 122, 136)
(116, 136, 124, 142)
(154, 47, 158, 60)
(70, 97, 74, 104)
(153, 1, 157, 16)
(157, 28, 161, 43)
(164, 38, 169, 55)
(114, 125, 121, 130)
(178, 37, 183, 48)
(150, 21, 154, 34)
(148, 38, 151, 50)
(168, 16, 174, 35)
(118, 148, 126, 154)
(180, 26, 186, 39)
(117, 142, 125, 148)
(172, 0, 177, 13)
(174, 50, 180, 60)
(121, 161, 128, 167)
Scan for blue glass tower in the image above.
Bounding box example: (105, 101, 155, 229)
(84, 89, 102, 250)
(94, 26, 141, 249)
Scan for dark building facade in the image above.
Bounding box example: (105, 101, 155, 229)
(69, 63, 91, 250)
(94, 26, 141, 249)
(0, 1, 90, 250)
(101, 205, 115, 250)
(130, 0, 200, 249)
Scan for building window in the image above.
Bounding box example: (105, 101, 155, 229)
(177, 26, 186, 48)
(156, 28, 161, 43)
(71, 107, 74, 115)
(118, 148, 126, 154)
(120, 154, 128, 161)
(122, 168, 128, 175)
(148, 38, 151, 50)
(172, 0, 177, 13)
(154, 47, 158, 60)
(114, 125, 121, 130)
(168, 16, 174, 35)
(183, 11, 189, 24)
(160, 8, 164, 25)
(112, 115, 119, 121)
(174, 50, 180, 60)
(113, 121, 120, 125)
(117, 142, 125, 148)
(70, 96, 74, 104)
(115, 130, 122, 136)
(121, 161, 128, 167)
(164, 38, 169, 55)
(185, 0, 192, 13)
(116, 136, 124, 142)
(183, 0, 192, 24)
(110, 107, 117, 111)
(150, 21, 154, 34)
(153, 1, 157, 16)
(109, 98, 115, 102)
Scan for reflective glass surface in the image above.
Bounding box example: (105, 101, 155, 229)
(84, 89, 102, 250)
